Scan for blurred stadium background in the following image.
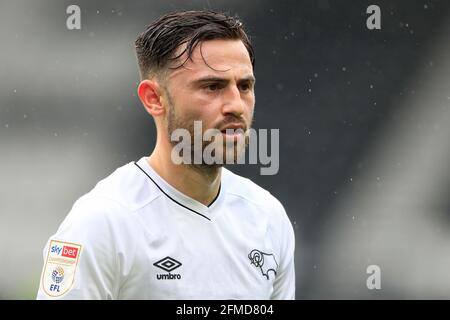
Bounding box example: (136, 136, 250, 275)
(0, 0, 449, 299)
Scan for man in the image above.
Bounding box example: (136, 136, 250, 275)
(37, 10, 295, 299)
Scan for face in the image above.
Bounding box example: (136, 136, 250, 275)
(163, 39, 255, 166)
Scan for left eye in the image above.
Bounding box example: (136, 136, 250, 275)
(239, 84, 250, 91)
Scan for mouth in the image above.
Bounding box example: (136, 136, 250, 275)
(220, 124, 246, 141)
(220, 123, 246, 133)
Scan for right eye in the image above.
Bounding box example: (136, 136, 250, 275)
(206, 84, 220, 91)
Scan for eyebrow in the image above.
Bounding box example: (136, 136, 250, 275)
(190, 75, 256, 87)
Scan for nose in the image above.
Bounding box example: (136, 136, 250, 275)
(221, 85, 245, 117)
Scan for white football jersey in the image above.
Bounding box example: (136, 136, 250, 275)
(37, 157, 295, 300)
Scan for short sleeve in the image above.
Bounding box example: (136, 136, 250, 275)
(36, 197, 119, 300)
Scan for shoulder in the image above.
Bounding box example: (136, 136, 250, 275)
(82, 160, 162, 212)
(56, 160, 162, 236)
(222, 168, 290, 224)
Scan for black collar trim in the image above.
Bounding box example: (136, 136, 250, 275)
(134, 162, 212, 221)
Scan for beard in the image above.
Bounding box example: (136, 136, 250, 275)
(166, 91, 251, 169)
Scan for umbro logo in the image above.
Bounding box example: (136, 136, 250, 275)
(154, 256, 182, 280)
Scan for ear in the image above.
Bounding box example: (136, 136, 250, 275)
(137, 79, 166, 117)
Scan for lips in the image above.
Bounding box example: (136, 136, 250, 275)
(220, 123, 246, 132)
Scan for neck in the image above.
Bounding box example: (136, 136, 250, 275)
(147, 143, 221, 207)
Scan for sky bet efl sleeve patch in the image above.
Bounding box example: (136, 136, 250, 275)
(41, 240, 82, 297)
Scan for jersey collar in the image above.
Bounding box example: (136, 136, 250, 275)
(134, 157, 223, 221)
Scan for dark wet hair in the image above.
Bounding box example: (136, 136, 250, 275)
(135, 10, 255, 79)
